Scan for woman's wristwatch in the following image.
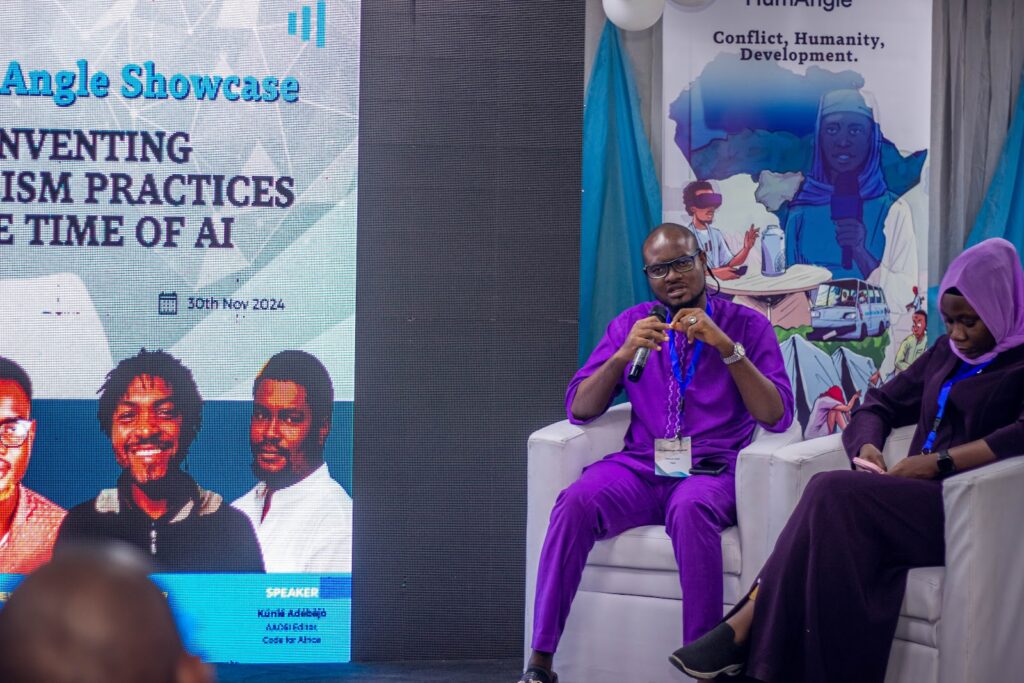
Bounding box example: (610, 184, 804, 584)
(936, 449, 956, 476)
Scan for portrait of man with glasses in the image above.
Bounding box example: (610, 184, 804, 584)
(0, 357, 66, 574)
(520, 223, 794, 683)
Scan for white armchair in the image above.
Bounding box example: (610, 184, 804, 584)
(771, 426, 1024, 683)
(524, 403, 803, 682)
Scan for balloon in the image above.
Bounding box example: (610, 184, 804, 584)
(669, 0, 716, 9)
(603, 0, 666, 31)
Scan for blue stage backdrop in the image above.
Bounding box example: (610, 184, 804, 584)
(0, 0, 359, 663)
(661, 0, 932, 439)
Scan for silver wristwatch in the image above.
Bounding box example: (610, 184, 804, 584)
(722, 342, 746, 366)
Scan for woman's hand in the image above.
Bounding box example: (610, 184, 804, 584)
(888, 454, 940, 480)
(856, 444, 887, 473)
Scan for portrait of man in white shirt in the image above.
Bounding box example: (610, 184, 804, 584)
(233, 350, 352, 573)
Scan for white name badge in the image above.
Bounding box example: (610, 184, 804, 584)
(654, 437, 692, 477)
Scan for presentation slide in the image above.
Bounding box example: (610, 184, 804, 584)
(0, 0, 359, 663)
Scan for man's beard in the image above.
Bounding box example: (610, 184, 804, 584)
(694, 213, 714, 227)
(132, 466, 183, 499)
(251, 460, 298, 490)
(251, 436, 324, 490)
(669, 280, 708, 314)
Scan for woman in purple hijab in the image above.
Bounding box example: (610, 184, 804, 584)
(670, 238, 1024, 682)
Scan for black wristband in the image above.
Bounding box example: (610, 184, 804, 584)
(936, 449, 956, 476)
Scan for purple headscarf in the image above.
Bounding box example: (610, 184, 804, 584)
(939, 238, 1024, 364)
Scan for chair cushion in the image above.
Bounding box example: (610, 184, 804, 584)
(585, 524, 741, 577)
(894, 616, 938, 649)
(892, 567, 944, 650)
(901, 567, 944, 623)
(579, 564, 744, 603)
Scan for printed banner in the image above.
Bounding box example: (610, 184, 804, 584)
(0, 0, 358, 662)
(663, 0, 931, 437)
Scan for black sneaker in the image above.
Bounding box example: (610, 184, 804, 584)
(668, 622, 748, 678)
(517, 667, 558, 683)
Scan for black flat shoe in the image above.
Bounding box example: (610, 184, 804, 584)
(668, 622, 748, 678)
(517, 666, 558, 683)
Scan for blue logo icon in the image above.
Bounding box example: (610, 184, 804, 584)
(289, 1, 326, 48)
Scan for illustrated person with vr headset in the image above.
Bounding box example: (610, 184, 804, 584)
(683, 180, 759, 281)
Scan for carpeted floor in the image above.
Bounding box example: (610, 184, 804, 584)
(215, 658, 521, 682)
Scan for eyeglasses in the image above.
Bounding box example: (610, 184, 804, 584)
(643, 251, 703, 279)
(0, 419, 33, 448)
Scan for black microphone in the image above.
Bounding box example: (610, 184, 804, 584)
(627, 305, 668, 382)
(831, 171, 863, 271)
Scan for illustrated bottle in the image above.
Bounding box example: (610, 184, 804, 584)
(760, 224, 786, 277)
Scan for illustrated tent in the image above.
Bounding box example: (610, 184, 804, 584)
(780, 335, 840, 434)
(831, 347, 878, 408)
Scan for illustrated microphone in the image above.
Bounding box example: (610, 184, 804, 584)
(831, 171, 863, 272)
(627, 305, 668, 383)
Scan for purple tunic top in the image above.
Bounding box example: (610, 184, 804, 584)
(566, 298, 795, 477)
(843, 336, 1024, 460)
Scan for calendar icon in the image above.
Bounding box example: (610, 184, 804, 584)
(158, 292, 178, 315)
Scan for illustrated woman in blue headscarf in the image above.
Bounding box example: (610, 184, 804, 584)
(784, 89, 903, 280)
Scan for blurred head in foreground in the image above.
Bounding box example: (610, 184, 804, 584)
(0, 543, 213, 683)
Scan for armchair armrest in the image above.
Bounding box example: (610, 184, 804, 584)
(527, 403, 632, 525)
(734, 422, 803, 587)
(937, 456, 1024, 683)
(880, 425, 916, 467)
(734, 424, 915, 587)
(736, 431, 848, 586)
(524, 403, 631, 655)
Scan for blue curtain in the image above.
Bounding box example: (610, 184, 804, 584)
(965, 68, 1024, 256)
(579, 21, 662, 365)
(930, 68, 1024, 339)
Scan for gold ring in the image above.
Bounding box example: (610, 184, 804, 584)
(688, 316, 698, 325)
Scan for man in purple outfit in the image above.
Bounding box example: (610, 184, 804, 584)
(519, 224, 794, 683)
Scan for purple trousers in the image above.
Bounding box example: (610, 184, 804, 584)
(531, 459, 737, 652)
